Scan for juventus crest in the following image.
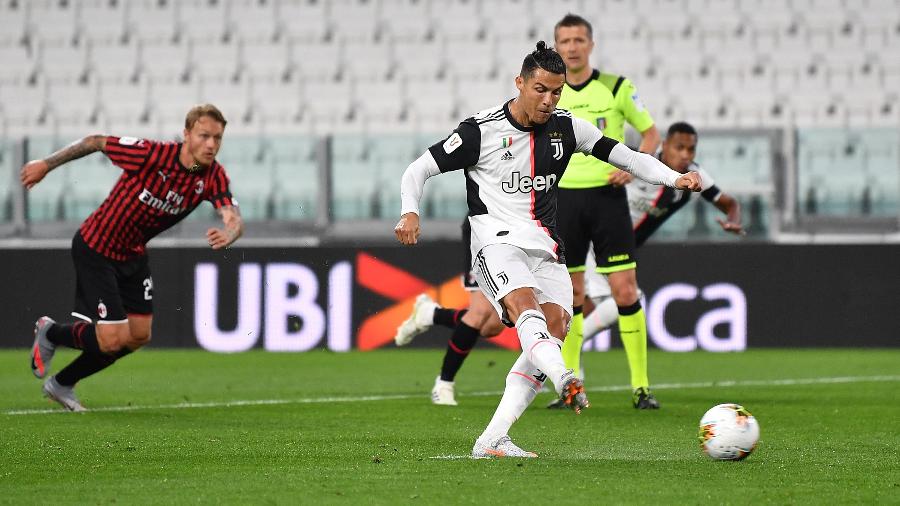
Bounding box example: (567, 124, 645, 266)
(551, 138, 563, 160)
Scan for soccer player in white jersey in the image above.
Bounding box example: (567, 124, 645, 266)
(581, 121, 744, 343)
(394, 42, 702, 458)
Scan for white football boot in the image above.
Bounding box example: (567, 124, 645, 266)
(393, 294, 438, 346)
(431, 377, 458, 406)
(43, 376, 86, 412)
(472, 435, 538, 458)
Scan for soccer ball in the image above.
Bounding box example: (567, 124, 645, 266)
(698, 403, 760, 460)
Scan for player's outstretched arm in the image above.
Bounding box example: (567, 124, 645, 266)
(20, 134, 107, 189)
(592, 137, 702, 192)
(713, 192, 745, 235)
(396, 151, 441, 245)
(207, 205, 243, 249)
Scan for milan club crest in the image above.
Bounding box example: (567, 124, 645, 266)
(97, 300, 108, 319)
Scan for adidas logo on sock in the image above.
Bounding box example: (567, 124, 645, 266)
(500, 151, 514, 160)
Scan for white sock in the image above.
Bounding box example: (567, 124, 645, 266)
(584, 297, 618, 336)
(515, 309, 568, 393)
(479, 352, 544, 442)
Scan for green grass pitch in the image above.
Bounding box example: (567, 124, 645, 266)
(1, 349, 898, 504)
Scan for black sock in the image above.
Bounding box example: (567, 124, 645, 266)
(573, 305, 583, 316)
(433, 308, 467, 329)
(439, 320, 480, 381)
(46, 321, 101, 353)
(55, 348, 132, 387)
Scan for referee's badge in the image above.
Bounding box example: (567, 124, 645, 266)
(596, 117, 607, 131)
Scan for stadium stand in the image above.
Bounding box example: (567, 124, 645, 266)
(0, 0, 897, 229)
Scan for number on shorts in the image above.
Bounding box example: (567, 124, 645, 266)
(143, 277, 154, 300)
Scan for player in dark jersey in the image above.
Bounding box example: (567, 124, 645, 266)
(581, 122, 744, 339)
(21, 104, 243, 411)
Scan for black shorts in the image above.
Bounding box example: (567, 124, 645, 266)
(71, 232, 153, 323)
(557, 185, 637, 274)
(461, 218, 478, 290)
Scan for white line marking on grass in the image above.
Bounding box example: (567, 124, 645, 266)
(429, 455, 477, 460)
(5, 375, 899, 416)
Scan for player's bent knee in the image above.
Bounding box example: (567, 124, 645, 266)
(480, 317, 506, 338)
(95, 323, 131, 354)
(128, 330, 152, 349)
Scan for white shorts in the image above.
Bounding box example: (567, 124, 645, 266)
(586, 267, 612, 300)
(472, 243, 573, 326)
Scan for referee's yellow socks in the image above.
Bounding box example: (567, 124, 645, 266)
(618, 301, 649, 389)
(561, 306, 583, 377)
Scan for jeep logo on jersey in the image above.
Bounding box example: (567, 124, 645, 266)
(139, 188, 186, 215)
(551, 138, 563, 160)
(501, 171, 558, 194)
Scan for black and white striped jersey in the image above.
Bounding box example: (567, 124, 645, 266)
(627, 155, 720, 246)
(428, 100, 603, 262)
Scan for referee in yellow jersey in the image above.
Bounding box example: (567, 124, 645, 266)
(552, 14, 661, 409)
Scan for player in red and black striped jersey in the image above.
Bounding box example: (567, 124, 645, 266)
(20, 104, 243, 411)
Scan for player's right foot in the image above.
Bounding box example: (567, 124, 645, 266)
(393, 293, 437, 346)
(30, 316, 56, 379)
(633, 387, 660, 409)
(559, 372, 590, 414)
(42, 376, 86, 412)
(431, 377, 458, 406)
(472, 435, 537, 458)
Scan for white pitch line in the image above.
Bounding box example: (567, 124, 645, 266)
(5, 374, 899, 416)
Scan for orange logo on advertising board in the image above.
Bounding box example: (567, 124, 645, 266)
(355, 252, 519, 351)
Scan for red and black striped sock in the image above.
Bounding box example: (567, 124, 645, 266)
(46, 321, 101, 354)
(439, 320, 480, 381)
(55, 348, 132, 387)
(433, 308, 468, 329)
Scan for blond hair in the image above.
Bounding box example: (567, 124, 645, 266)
(184, 104, 227, 130)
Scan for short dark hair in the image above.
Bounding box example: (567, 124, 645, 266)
(667, 121, 698, 138)
(185, 103, 227, 130)
(554, 13, 593, 40)
(520, 41, 566, 79)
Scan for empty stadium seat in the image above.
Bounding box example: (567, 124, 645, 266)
(228, 0, 278, 43)
(240, 40, 291, 81)
(278, 0, 330, 43)
(379, 0, 434, 42)
(189, 40, 241, 82)
(77, 0, 128, 44)
(127, 0, 179, 44)
(86, 38, 140, 84)
(26, 1, 79, 46)
(0, 45, 36, 85)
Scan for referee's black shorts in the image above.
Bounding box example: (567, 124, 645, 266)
(556, 185, 637, 275)
(71, 232, 153, 323)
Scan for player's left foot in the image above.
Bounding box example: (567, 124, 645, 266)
(30, 316, 56, 379)
(393, 294, 438, 346)
(633, 387, 660, 409)
(559, 372, 590, 414)
(472, 435, 538, 458)
(431, 377, 458, 406)
(42, 376, 86, 412)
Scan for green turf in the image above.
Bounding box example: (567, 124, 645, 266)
(1, 349, 898, 505)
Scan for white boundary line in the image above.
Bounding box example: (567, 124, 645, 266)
(5, 374, 899, 416)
